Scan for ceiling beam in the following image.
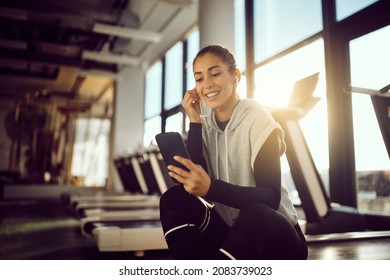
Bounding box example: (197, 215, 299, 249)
(93, 23, 162, 43)
(148, 0, 194, 7)
(82, 50, 140, 66)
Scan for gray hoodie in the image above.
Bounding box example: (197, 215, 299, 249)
(201, 99, 298, 226)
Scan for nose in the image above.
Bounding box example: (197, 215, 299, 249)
(203, 76, 213, 88)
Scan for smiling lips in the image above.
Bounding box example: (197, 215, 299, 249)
(205, 91, 219, 98)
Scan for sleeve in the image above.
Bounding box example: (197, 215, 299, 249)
(205, 130, 282, 210)
(186, 122, 208, 171)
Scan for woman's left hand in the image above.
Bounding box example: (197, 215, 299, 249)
(167, 156, 211, 197)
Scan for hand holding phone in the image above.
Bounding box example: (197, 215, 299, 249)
(155, 132, 190, 174)
(155, 132, 214, 209)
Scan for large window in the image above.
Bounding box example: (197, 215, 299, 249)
(335, 0, 379, 21)
(254, 40, 328, 168)
(253, 0, 322, 63)
(165, 112, 184, 133)
(144, 29, 200, 144)
(144, 61, 163, 146)
(185, 29, 200, 132)
(143, 115, 161, 147)
(71, 118, 110, 187)
(254, 39, 328, 198)
(349, 25, 390, 214)
(164, 42, 184, 111)
(144, 61, 162, 119)
(186, 29, 200, 90)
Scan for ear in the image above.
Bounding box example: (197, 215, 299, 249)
(234, 69, 241, 85)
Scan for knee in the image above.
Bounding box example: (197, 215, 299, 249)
(160, 185, 184, 212)
(234, 203, 276, 230)
(240, 203, 275, 221)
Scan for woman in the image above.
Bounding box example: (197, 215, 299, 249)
(159, 45, 307, 260)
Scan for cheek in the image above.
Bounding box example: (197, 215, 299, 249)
(195, 84, 202, 95)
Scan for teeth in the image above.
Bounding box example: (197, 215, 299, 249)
(206, 91, 218, 98)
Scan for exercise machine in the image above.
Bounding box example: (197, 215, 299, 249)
(271, 78, 390, 236)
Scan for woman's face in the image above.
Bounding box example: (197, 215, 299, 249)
(193, 52, 239, 112)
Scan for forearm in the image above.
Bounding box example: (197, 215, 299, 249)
(186, 122, 208, 170)
(205, 179, 280, 210)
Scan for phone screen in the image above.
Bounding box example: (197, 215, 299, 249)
(155, 132, 214, 209)
(155, 132, 190, 172)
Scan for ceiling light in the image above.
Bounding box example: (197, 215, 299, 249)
(93, 23, 162, 43)
(77, 70, 122, 81)
(82, 51, 140, 66)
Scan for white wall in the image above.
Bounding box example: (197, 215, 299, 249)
(199, 0, 236, 52)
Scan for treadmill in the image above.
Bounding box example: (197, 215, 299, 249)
(69, 151, 165, 218)
(271, 77, 390, 242)
(82, 149, 173, 254)
(61, 153, 148, 206)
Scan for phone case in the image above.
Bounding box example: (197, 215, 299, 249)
(155, 132, 214, 209)
(155, 132, 190, 172)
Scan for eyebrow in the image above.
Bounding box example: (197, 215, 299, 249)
(194, 65, 221, 76)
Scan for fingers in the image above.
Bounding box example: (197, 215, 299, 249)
(188, 88, 200, 99)
(174, 156, 195, 170)
(183, 88, 200, 105)
(167, 163, 189, 187)
(167, 169, 185, 185)
(167, 157, 211, 197)
(167, 156, 193, 178)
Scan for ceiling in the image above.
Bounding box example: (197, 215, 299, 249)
(0, 0, 197, 104)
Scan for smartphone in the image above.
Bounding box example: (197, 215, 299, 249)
(155, 132, 190, 173)
(155, 132, 214, 209)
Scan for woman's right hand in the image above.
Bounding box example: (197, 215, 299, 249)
(182, 88, 201, 123)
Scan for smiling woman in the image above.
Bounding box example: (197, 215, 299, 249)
(159, 45, 308, 260)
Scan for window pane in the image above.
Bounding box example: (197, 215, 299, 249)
(235, 0, 246, 71)
(71, 118, 110, 187)
(186, 29, 200, 90)
(349, 26, 390, 214)
(336, 0, 379, 21)
(143, 115, 161, 147)
(237, 74, 246, 99)
(254, 39, 329, 194)
(165, 112, 184, 134)
(145, 61, 162, 119)
(164, 42, 184, 110)
(254, 0, 322, 63)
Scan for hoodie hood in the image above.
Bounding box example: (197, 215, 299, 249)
(203, 99, 259, 134)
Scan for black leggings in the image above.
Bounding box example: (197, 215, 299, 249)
(159, 185, 308, 260)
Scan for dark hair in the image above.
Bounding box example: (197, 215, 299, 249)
(193, 45, 237, 73)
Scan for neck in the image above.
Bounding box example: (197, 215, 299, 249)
(214, 95, 239, 122)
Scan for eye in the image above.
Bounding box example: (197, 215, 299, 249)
(211, 73, 221, 77)
(195, 77, 203, 83)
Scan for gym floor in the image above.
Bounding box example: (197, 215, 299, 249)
(1, 198, 390, 260)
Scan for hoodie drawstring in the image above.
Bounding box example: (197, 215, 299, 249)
(225, 132, 229, 182)
(214, 130, 229, 182)
(215, 131, 219, 179)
